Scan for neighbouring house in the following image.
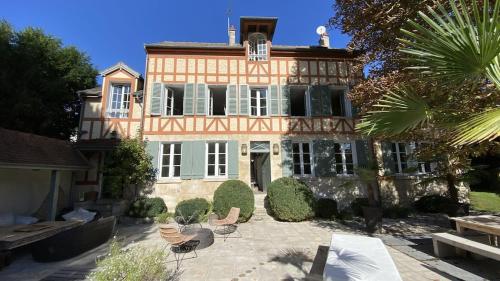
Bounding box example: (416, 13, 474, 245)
(0, 128, 89, 221)
(76, 16, 460, 210)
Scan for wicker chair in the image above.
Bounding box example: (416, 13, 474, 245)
(159, 225, 200, 268)
(210, 207, 241, 241)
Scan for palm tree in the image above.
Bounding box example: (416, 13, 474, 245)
(357, 0, 500, 145)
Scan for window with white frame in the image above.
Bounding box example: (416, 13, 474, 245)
(107, 84, 131, 118)
(334, 142, 354, 175)
(248, 33, 267, 61)
(292, 142, 313, 176)
(160, 143, 182, 178)
(208, 86, 227, 116)
(206, 142, 227, 177)
(391, 142, 408, 173)
(250, 88, 267, 116)
(163, 85, 184, 116)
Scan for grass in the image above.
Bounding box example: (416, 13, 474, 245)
(470, 191, 500, 212)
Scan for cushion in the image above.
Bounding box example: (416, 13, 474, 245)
(15, 215, 39, 225)
(62, 208, 96, 223)
(0, 213, 15, 226)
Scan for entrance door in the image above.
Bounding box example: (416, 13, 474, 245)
(250, 141, 271, 192)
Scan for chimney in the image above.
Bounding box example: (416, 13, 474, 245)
(228, 25, 236, 46)
(319, 32, 330, 48)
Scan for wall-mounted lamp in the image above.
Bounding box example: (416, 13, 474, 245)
(273, 143, 280, 155)
(241, 144, 248, 156)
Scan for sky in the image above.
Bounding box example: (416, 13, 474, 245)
(0, 0, 350, 79)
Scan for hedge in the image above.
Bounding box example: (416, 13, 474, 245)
(174, 198, 211, 223)
(128, 197, 167, 218)
(267, 177, 315, 221)
(316, 198, 338, 219)
(213, 180, 255, 222)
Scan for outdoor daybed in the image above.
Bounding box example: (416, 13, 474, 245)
(323, 234, 402, 281)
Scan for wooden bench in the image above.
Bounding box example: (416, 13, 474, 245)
(432, 232, 500, 261)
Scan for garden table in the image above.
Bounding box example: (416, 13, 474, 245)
(181, 227, 214, 250)
(451, 215, 500, 246)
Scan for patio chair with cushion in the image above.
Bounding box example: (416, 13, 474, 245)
(209, 207, 241, 241)
(159, 225, 200, 269)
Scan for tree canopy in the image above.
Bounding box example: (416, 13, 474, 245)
(0, 20, 98, 139)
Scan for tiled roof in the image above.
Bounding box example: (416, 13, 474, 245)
(0, 128, 89, 170)
(77, 86, 102, 97)
(145, 41, 244, 49)
(100, 61, 141, 78)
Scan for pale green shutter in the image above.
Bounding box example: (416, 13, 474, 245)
(145, 141, 160, 178)
(150, 83, 163, 115)
(355, 140, 372, 169)
(269, 85, 279, 116)
(227, 85, 238, 115)
(239, 84, 249, 115)
(196, 83, 206, 115)
(183, 83, 195, 115)
(321, 86, 332, 116)
(310, 86, 322, 116)
(228, 140, 239, 179)
(191, 141, 206, 179)
(406, 143, 418, 172)
(281, 140, 293, 177)
(343, 91, 353, 117)
(280, 85, 290, 116)
(180, 141, 193, 179)
(313, 140, 336, 177)
(381, 142, 396, 175)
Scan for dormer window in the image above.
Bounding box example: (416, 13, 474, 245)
(107, 83, 130, 118)
(248, 33, 267, 61)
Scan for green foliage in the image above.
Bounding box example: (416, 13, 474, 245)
(382, 205, 411, 219)
(128, 197, 167, 218)
(154, 212, 173, 224)
(213, 180, 255, 222)
(350, 198, 369, 217)
(267, 177, 316, 222)
(315, 198, 338, 219)
(103, 139, 157, 199)
(175, 198, 211, 223)
(413, 194, 457, 216)
(470, 191, 500, 212)
(0, 20, 98, 139)
(88, 240, 176, 281)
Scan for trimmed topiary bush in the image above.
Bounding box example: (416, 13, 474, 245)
(350, 197, 369, 217)
(213, 180, 255, 222)
(414, 194, 458, 216)
(316, 198, 338, 219)
(174, 198, 211, 223)
(382, 205, 411, 219)
(267, 177, 316, 222)
(128, 197, 167, 218)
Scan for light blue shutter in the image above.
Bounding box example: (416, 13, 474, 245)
(180, 141, 193, 179)
(343, 91, 353, 117)
(150, 83, 163, 115)
(406, 142, 418, 173)
(227, 85, 238, 115)
(313, 140, 336, 177)
(321, 86, 332, 116)
(381, 142, 396, 175)
(280, 85, 290, 116)
(145, 141, 160, 178)
(196, 83, 206, 115)
(269, 85, 279, 116)
(183, 83, 195, 115)
(228, 140, 239, 179)
(191, 141, 206, 179)
(310, 86, 322, 116)
(281, 140, 293, 177)
(355, 140, 372, 169)
(239, 84, 249, 115)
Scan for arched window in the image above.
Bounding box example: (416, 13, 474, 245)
(248, 33, 267, 61)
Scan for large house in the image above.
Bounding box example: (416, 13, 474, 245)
(76, 17, 450, 209)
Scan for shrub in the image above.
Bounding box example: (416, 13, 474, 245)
(174, 198, 211, 223)
(383, 206, 411, 219)
(316, 198, 338, 219)
(88, 240, 176, 281)
(267, 177, 316, 222)
(128, 197, 167, 218)
(414, 194, 458, 216)
(154, 212, 173, 224)
(350, 198, 369, 217)
(213, 180, 255, 222)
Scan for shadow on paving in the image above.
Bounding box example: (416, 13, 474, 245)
(268, 246, 329, 281)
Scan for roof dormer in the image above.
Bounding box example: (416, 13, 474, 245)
(239, 16, 277, 45)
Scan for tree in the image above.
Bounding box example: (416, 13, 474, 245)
(103, 138, 157, 199)
(0, 20, 98, 140)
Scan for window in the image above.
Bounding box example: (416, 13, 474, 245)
(334, 142, 354, 175)
(250, 88, 267, 116)
(206, 142, 227, 177)
(412, 142, 433, 174)
(392, 142, 408, 173)
(248, 33, 267, 61)
(208, 86, 227, 116)
(331, 89, 345, 116)
(160, 143, 182, 178)
(107, 84, 131, 118)
(290, 87, 308, 116)
(164, 85, 184, 116)
(292, 142, 313, 176)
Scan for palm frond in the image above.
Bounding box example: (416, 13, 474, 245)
(356, 87, 432, 136)
(399, 0, 500, 88)
(451, 107, 500, 145)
